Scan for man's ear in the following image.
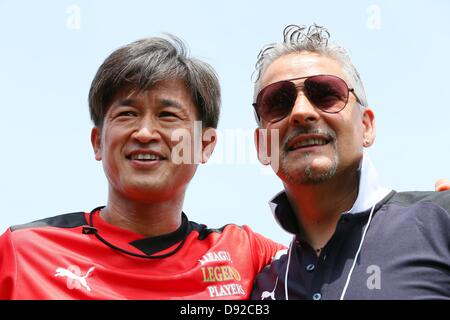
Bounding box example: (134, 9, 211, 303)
(200, 128, 217, 163)
(254, 128, 270, 165)
(362, 107, 376, 147)
(91, 127, 102, 161)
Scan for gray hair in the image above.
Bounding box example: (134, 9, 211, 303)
(89, 34, 221, 128)
(253, 24, 368, 108)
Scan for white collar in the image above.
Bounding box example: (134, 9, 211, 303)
(348, 153, 392, 213)
(269, 153, 392, 226)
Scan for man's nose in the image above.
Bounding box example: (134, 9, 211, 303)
(132, 118, 161, 143)
(288, 92, 320, 126)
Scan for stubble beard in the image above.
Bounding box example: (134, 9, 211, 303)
(279, 140, 339, 185)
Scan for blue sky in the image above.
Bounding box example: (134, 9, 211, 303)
(1, 0, 449, 245)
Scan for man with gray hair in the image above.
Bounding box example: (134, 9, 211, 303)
(0, 35, 283, 299)
(251, 24, 450, 300)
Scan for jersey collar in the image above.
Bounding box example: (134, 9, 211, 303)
(89, 208, 190, 256)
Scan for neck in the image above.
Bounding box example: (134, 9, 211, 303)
(285, 166, 360, 252)
(101, 187, 185, 237)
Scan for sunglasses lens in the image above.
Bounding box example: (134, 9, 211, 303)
(256, 81, 297, 122)
(305, 75, 349, 112)
(254, 75, 351, 122)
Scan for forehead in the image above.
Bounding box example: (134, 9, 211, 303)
(260, 52, 348, 88)
(112, 79, 193, 104)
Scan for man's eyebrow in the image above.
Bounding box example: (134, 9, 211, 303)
(160, 98, 184, 109)
(116, 98, 137, 106)
(110, 97, 186, 110)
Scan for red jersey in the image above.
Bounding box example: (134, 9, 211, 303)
(0, 208, 284, 299)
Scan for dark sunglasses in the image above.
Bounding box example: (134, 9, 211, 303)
(253, 75, 358, 123)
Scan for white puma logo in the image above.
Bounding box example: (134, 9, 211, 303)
(261, 277, 278, 300)
(55, 266, 95, 292)
(261, 290, 275, 300)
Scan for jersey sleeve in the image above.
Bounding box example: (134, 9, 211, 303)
(0, 229, 16, 299)
(242, 225, 286, 274)
(425, 191, 450, 260)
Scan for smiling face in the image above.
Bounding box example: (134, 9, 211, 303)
(255, 52, 375, 186)
(91, 79, 216, 203)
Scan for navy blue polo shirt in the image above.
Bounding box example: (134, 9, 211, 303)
(252, 156, 450, 300)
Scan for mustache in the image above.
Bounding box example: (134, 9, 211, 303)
(282, 128, 337, 151)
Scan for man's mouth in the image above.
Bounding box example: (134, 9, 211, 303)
(126, 151, 166, 162)
(288, 136, 331, 151)
(129, 154, 163, 161)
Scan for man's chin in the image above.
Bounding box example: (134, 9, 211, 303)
(279, 163, 337, 186)
(121, 184, 174, 202)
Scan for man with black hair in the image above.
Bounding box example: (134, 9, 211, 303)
(0, 35, 283, 299)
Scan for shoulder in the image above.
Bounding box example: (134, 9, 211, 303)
(0, 212, 86, 253)
(190, 221, 277, 242)
(188, 220, 243, 240)
(10, 211, 87, 232)
(188, 221, 283, 250)
(383, 191, 450, 241)
(388, 190, 450, 209)
(385, 190, 450, 219)
(189, 219, 256, 239)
